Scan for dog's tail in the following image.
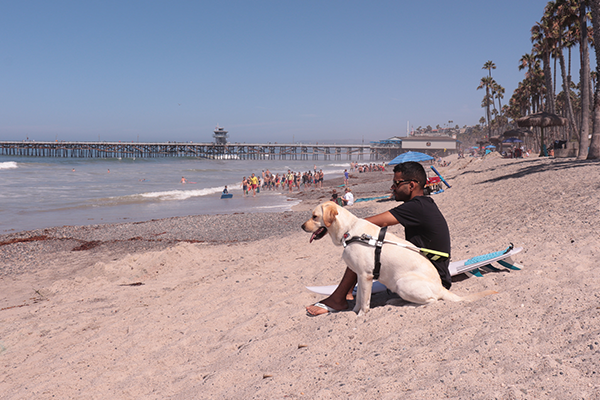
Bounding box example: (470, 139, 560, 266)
(441, 289, 498, 303)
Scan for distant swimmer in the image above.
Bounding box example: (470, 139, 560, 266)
(223, 186, 228, 194)
(181, 176, 187, 184)
(72, 168, 75, 172)
(107, 169, 110, 173)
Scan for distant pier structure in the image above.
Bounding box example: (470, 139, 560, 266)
(213, 125, 228, 145)
(0, 141, 380, 160)
(0, 126, 399, 160)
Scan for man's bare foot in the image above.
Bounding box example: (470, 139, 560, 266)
(306, 298, 348, 316)
(346, 292, 354, 301)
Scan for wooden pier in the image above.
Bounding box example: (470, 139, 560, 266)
(0, 141, 390, 161)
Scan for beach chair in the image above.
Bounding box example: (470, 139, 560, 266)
(448, 244, 522, 277)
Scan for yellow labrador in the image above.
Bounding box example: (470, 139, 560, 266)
(302, 201, 496, 315)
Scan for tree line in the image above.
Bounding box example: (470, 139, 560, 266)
(477, 0, 600, 160)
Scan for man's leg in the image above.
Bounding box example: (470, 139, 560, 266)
(306, 267, 358, 316)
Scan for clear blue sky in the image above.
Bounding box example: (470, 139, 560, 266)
(0, 0, 566, 143)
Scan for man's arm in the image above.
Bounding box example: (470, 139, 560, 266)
(365, 211, 399, 228)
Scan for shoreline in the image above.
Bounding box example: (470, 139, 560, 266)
(0, 170, 393, 277)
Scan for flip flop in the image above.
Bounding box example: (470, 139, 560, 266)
(306, 302, 340, 317)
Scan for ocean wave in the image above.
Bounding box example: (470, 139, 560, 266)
(255, 203, 297, 210)
(0, 161, 18, 170)
(139, 186, 224, 201)
(327, 163, 351, 167)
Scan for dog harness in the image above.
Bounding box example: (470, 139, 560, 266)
(342, 227, 387, 279)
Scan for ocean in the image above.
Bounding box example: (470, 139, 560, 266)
(0, 155, 352, 234)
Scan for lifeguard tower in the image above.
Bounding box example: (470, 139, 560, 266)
(213, 125, 228, 144)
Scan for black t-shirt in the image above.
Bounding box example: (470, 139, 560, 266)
(389, 196, 452, 289)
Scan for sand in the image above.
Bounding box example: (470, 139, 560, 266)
(1, 155, 600, 399)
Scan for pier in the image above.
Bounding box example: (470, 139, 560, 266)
(0, 141, 393, 161)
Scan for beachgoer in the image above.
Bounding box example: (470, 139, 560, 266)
(241, 177, 248, 197)
(306, 161, 451, 316)
(223, 186, 228, 194)
(287, 170, 294, 193)
(250, 173, 259, 197)
(344, 169, 349, 186)
(181, 176, 187, 184)
(331, 193, 343, 206)
(341, 187, 354, 206)
(330, 189, 343, 207)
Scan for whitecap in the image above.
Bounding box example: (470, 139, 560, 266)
(0, 161, 18, 170)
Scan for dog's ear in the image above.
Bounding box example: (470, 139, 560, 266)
(323, 202, 338, 227)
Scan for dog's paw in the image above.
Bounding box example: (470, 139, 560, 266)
(356, 307, 370, 316)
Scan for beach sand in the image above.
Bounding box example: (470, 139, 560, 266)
(1, 155, 600, 399)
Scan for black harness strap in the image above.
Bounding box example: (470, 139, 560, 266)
(373, 226, 387, 279)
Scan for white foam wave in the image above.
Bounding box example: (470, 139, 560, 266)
(328, 163, 351, 167)
(0, 161, 18, 170)
(255, 203, 296, 210)
(139, 186, 223, 201)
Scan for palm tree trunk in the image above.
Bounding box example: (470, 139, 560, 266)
(543, 51, 555, 113)
(554, 55, 557, 96)
(578, 0, 591, 159)
(486, 88, 491, 139)
(588, 0, 600, 159)
(558, 42, 578, 141)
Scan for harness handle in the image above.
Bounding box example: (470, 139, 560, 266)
(373, 226, 387, 279)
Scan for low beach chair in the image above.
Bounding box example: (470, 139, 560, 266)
(448, 244, 522, 277)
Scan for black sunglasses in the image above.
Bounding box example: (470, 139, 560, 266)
(392, 179, 416, 188)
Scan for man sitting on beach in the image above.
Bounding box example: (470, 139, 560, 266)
(341, 187, 354, 206)
(306, 161, 451, 316)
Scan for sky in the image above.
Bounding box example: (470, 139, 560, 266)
(0, 0, 570, 144)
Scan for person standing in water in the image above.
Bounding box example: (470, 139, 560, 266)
(241, 177, 248, 197)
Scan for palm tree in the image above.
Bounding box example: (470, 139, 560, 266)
(513, 56, 545, 117)
(546, 0, 579, 141)
(477, 76, 494, 138)
(532, 20, 556, 114)
(493, 82, 506, 113)
(577, 0, 591, 159)
(483, 60, 496, 79)
(519, 53, 537, 78)
(587, 0, 600, 159)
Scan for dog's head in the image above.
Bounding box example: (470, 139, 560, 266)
(301, 201, 339, 243)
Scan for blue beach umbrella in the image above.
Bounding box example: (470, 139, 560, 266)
(502, 137, 523, 143)
(388, 151, 434, 165)
(485, 145, 496, 149)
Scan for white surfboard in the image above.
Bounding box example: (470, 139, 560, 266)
(305, 281, 389, 296)
(306, 246, 523, 296)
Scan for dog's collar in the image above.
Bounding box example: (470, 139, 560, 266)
(342, 232, 384, 248)
(342, 232, 364, 248)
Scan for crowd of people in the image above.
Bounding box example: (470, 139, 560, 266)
(350, 162, 386, 173)
(240, 168, 325, 197)
(237, 162, 387, 198)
